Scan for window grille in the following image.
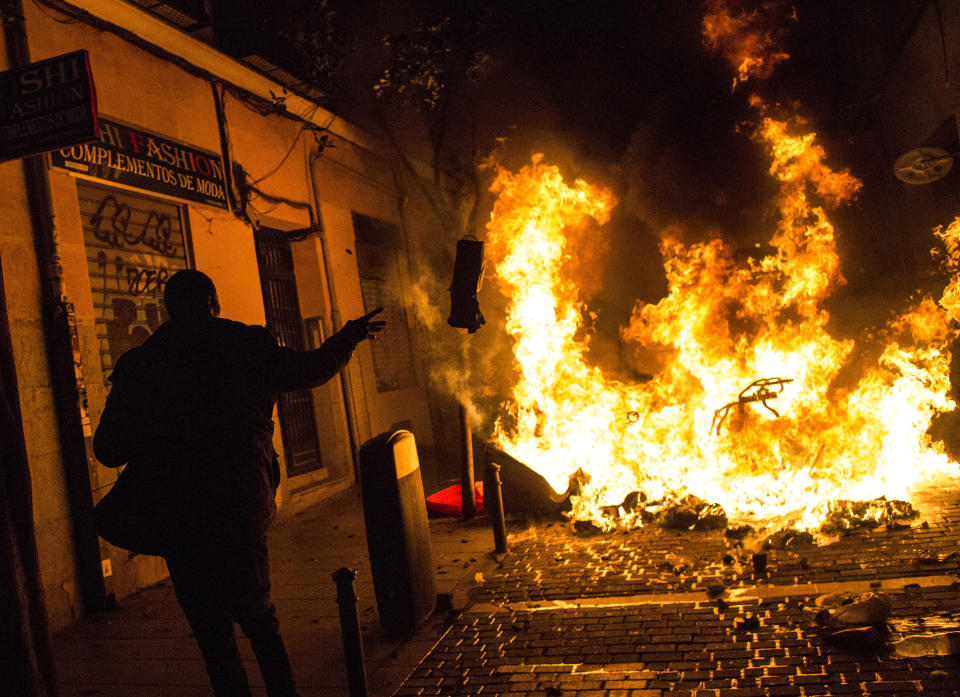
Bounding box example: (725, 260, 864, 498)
(255, 227, 323, 476)
(352, 214, 416, 392)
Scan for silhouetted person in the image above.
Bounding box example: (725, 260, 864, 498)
(93, 269, 384, 697)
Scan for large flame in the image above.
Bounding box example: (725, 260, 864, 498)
(486, 130, 959, 532)
(480, 0, 959, 532)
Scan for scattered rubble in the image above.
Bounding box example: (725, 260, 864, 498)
(917, 551, 960, 566)
(572, 520, 604, 536)
(812, 591, 893, 651)
(814, 591, 892, 628)
(892, 632, 960, 657)
(725, 525, 754, 540)
(654, 495, 728, 531)
(818, 498, 917, 533)
(763, 529, 815, 550)
(827, 625, 883, 650)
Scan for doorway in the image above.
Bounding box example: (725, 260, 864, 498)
(254, 226, 323, 475)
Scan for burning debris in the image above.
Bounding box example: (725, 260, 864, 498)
(574, 492, 728, 536)
(491, 442, 926, 540)
(646, 495, 727, 531)
(483, 139, 957, 535)
(817, 498, 918, 534)
(471, 0, 960, 537)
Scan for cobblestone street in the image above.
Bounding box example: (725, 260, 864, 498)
(397, 477, 960, 696)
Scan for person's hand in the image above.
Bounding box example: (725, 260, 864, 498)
(341, 307, 386, 345)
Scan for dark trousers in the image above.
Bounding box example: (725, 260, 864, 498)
(165, 535, 298, 697)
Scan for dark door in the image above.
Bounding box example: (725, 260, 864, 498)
(254, 227, 322, 476)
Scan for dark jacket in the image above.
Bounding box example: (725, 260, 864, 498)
(93, 317, 357, 549)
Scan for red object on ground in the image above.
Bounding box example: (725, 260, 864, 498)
(426, 482, 485, 516)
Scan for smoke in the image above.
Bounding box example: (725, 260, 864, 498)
(405, 268, 513, 430)
(397, 173, 520, 439)
(393, 0, 811, 440)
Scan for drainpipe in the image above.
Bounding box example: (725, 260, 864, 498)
(210, 80, 242, 219)
(2, 0, 108, 612)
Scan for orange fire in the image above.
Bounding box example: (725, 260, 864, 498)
(485, 134, 959, 532)
(479, 0, 958, 532)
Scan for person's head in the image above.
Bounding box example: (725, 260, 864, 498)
(163, 269, 220, 322)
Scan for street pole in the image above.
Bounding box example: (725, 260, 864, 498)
(459, 403, 476, 518)
(332, 567, 368, 697)
(485, 462, 508, 554)
(2, 0, 107, 614)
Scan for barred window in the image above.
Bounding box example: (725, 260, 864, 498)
(255, 226, 323, 476)
(352, 214, 415, 392)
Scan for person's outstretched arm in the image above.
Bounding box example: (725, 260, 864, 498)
(268, 308, 385, 392)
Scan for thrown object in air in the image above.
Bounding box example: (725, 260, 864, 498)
(447, 236, 485, 333)
(893, 147, 954, 184)
(359, 430, 435, 636)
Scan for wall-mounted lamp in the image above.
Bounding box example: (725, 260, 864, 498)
(893, 147, 955, 184)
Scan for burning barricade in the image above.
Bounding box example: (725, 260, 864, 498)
(477, 121, 958, 539)
(456, 0, 960, 542)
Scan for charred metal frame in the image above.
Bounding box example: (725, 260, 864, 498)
(711, 377, 794, 436)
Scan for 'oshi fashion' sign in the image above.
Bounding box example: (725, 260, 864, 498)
(50, 117, 228, 209)
(0, 50, 99, 162)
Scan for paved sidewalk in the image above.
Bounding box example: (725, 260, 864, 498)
(52, 484, 498, 697)
(53, 477, 960, 696)
(396, 478, 960, 696)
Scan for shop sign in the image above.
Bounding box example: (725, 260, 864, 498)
(50, 117, 228, 209)
(0, 50, 99, 162)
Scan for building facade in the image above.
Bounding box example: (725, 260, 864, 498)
(1, 0, 435, 629)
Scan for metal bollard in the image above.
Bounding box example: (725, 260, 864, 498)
(485, 462, 508, 553)
(332, 567, 368, 697)
(460, 404, 477, 518)
(752, 553, 767, 577)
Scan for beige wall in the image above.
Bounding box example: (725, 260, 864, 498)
(311, 142, 436, 454)
(1, 1, 432, 629)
